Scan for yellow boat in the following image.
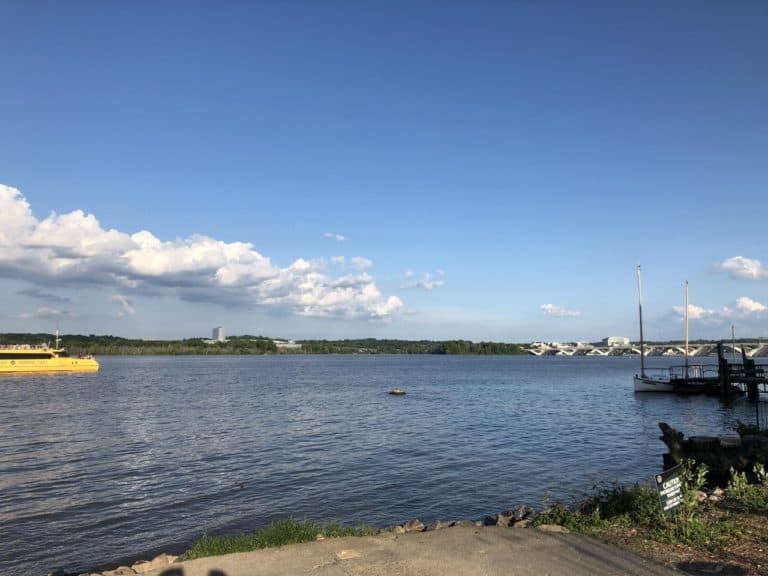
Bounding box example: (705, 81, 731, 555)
(0, 342, 99, 373)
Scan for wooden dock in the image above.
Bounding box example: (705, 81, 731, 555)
(717, 343, 768, 400)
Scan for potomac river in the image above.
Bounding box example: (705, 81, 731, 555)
(0, 354, 760, 576)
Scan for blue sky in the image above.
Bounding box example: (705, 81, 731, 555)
(1, 1, 767, 342)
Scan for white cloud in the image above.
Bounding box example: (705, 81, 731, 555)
(13, 306, 71, 319)
(331, 256, 345, 267)
(402, 271, 445, 291)
(672, 296, 767, 321)
(0, 185, 402, 320)
(417, 277, 445, 290)
(323, 232, 345, 241)
(673, 303, 720, 320)
(350, 257, 372, 270)
(111, 294, 136, 317)
(540, 304, 581, 318)
(736, 296, 767, 314)
(717, 256, 768, 280)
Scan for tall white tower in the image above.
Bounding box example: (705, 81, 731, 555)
(213, 326, 225, 342)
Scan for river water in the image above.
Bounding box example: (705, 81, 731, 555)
(0, 354, 760, 575)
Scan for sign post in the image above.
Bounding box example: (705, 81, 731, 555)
(655, 465, 683, 513)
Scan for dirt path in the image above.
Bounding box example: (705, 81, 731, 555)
(145, 526, 683, 576)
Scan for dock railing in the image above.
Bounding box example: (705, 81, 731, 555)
(668, 364, 719, 380)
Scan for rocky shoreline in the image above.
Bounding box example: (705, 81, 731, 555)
(49, 504, 548, 576)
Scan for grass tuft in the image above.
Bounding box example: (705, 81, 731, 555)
(184, 518, 376, 560)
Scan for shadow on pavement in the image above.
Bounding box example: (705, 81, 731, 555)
(677, 561, 748, 576)
(161, 569, 227, 576)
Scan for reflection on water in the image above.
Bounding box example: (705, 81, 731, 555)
(0, 355, 760, 575)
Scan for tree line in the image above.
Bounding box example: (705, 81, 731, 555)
(0, 334, 527, 355)
(0, 333, 277, 355)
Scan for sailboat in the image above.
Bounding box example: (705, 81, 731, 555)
(633, 267, 717, 393)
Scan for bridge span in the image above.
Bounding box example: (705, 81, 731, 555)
(527, 341, 768, 358)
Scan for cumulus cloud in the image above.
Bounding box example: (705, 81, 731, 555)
(540, 304, 581, 318)
(323, 232, 345, 241)
(350, 257, 372, 270)
(736, 296, 767, 313)
(716, 256, 768, 280)
(0, 185, 402, 320)
(673, 303, 719, 320)
(402, 271, 445, 291)
(672, 296, 768, 321)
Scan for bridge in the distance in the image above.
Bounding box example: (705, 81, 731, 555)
(526, 341, 768, 358)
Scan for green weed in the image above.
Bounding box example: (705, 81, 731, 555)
(727, 465, 768, 514)
(184, 518, 376, 560)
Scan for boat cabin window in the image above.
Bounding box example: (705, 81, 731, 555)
(2, 353, 53, 360)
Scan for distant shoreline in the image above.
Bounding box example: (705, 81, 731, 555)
(3, 333, 764, 358)
(0, 334, 527, 356)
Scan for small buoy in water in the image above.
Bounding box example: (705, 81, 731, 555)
(388, 388, 406, 396)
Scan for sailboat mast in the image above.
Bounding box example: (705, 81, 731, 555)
(684, 280, 689, 376)
(637, 265, 645, 377)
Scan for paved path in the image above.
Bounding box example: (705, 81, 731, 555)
(146, 526, 682, 576)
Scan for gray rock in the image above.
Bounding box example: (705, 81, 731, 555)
(496, 513, 513, 527)
(513, 505, 536, 521)
(483, 515, 498, 526)
(424, 520, 449, 531)
(449, 520, 476, 528)
(132, 554, 178, 574)
(659, 422, 768, 485)
(402, 519, 425, 533)
(514, 519, 532, 529)
(708, 487, 726, 502)
(102, 567, 136, 576)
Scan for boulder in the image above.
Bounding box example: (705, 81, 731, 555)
(402, 519, 424, 533)
(659, 422, 768, 485)
(709, 487, 726, 502)
(424, 520, 449, 531)
(496, 512, 513, 527)
(131, 554, 178, 574)
(483, 515, 498, 526)
(102, 567, 136, 576)
(512, 505, 536, 522)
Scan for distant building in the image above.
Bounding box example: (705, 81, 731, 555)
(273, 339, 302, 350)
(213, 326, 225, 342)
(602, 336, 630, 347)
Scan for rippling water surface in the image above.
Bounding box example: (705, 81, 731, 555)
(0, 354, 759, 575)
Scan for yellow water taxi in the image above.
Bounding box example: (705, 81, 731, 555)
(0, 341, 99, 374)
